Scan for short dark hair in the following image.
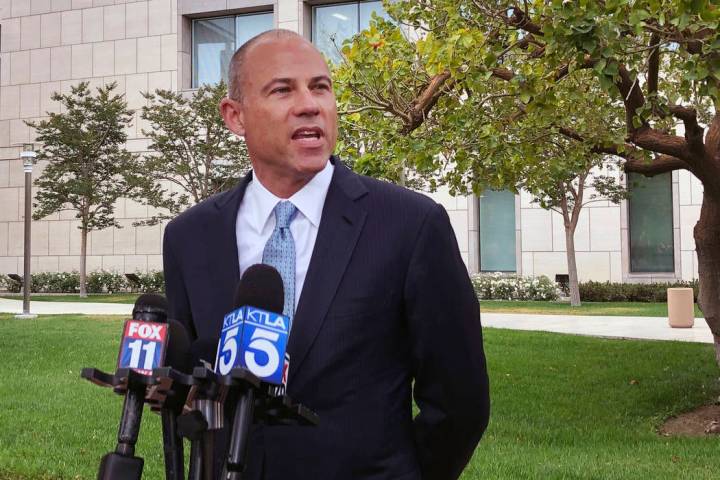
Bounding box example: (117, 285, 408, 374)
(227, 29, 306, 101)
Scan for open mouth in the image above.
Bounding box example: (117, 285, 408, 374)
(292, 127, 323, 141)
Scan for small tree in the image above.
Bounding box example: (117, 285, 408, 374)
(138, 81, 250, 223)
(27, 82, 153, 297)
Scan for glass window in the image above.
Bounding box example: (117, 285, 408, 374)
(479, 190, 517, 272)
(628, 172, 674, 272)
(313, 1, 389, 63)
(192, 12, 273, 88)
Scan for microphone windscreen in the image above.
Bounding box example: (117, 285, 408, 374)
(164, 319, 192, 374)
(234, 264, 284, 313)
(190, 338, 220, 369)
(132, 293, 169, 323)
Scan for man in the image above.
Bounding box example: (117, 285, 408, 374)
(163, 29, 489, 479)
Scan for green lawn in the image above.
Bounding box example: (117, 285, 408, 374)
(0, 314, 718, 479)
(0, 293, 139, 304)
(480, 300, 705, 318)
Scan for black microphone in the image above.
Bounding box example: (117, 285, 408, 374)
(93, 294, 191, 480)
(233, 264, 284, 314)
(224, 264, 285, 479)
(132, 293, 169, 323)
(155, 318, 192, 480)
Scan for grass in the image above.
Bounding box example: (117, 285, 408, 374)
(1, 295, 704, 319)
(480, 300, 705, 318)
(1, 314, 719, 479)
(0, 293, 139, 304)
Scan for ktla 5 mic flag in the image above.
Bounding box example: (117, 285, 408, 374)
(215, 306, 289, 384)
(117, 320, 168, 375)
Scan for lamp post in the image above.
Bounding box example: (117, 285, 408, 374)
(16, 143, 37, 319)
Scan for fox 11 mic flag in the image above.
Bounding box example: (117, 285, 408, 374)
(215, 306, 290, 385)
(117, 320, 168, 375)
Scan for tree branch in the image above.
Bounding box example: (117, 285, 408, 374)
(508, 7, 543, 35)
(647, 33, 660, 95)
(339, 105, 387, 115)
(401, 71, 454, 134)
(624, 154, 688, 176)
(668, 104, 705, 157)
(616, 64, 646, 132)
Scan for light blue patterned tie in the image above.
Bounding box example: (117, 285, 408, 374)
(262, 201, 298, 319)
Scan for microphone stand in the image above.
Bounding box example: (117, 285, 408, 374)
(81, 368, 157, 480)
(149, 367, 194, 480)
(220, 369, 320, 480)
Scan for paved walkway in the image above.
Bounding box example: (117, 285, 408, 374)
(482, 312, 713, 344)
(1, 298, 713, 344)
(0, 297, 132, 316)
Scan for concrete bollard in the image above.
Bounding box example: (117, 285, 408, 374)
(667, 287, 694, 328)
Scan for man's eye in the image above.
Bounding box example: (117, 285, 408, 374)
(313, 84, 330, 91)
(272, 87, 290, 94)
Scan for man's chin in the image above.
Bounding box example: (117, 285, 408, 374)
(294, 154, 330, 175)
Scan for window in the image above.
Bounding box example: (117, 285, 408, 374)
(479, 190, 517, 272)
(628, 172, 674, 272)
(312, 1, 390, 63)
(192, 12, 273, 88)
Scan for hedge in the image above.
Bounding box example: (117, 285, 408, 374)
(578, 280, 699, 303)
(0, 270, 165, 294)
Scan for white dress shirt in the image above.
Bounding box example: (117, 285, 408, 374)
(236, 161, 335, 311)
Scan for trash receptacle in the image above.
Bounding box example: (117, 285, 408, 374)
(667, 287, 694, 328)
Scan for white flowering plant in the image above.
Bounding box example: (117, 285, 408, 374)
(470, 273, 560, 301)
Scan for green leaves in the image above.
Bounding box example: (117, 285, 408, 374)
(27, 82, 148, 231)
(137, 81, 250, 223)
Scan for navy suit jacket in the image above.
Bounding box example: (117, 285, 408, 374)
(163, 158, 490, 480)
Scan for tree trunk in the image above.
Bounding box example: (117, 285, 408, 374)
(565, 224, 581, 307)
(694, 192, 720, 367)
(79, 227, 88, 298)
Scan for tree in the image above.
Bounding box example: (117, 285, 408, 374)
(138, 81, 250, 224)
(334, 1, 720, 363)
(27, 82, 154, 297)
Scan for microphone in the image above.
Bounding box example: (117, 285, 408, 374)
(220, 264, 288, 478)
(87, 294, 191, 480)
(216, 264, 289, 384)
(132, 293, 169, 323)
(152, 319, 192, 480)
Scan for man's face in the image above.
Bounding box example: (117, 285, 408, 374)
(221, 36, 338, 196)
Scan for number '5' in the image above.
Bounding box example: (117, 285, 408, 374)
(245, 329, 280, 378)
(217, 326, 239, 375)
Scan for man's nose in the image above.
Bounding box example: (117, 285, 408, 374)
(292, 88, 320, 116)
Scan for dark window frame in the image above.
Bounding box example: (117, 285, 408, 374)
(191, 11, 273, 89)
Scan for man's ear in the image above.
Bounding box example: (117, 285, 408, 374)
(219, 97, 245, 137)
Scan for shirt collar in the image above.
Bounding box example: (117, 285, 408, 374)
(245, 160, 334, 233)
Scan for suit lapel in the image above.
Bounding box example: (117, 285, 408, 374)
(287, 160, 368, 381)
(206, 172, 253, 305)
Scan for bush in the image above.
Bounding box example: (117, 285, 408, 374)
(471, 273, 560, 301)
(579, 280, 699, 302)
(30, 271, 80, 293)
(87, 270, 127, 293)
(133, 271, 165, 293)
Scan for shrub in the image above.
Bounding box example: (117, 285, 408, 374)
(87, 270, 127, 294)
(471, 273, 560, 301)
(579, 280, 699, 303)
(134, 271, 165, 293)
(30, 271, 79, 293)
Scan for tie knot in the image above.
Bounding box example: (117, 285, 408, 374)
(274, 201, 297, 228)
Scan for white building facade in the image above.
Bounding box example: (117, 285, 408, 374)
(0, 0, 704, 282)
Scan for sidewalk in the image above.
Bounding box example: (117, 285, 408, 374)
(0, 297, 132, 316)
(1, 298, 713, 344)
(482, 312, 713, 344)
